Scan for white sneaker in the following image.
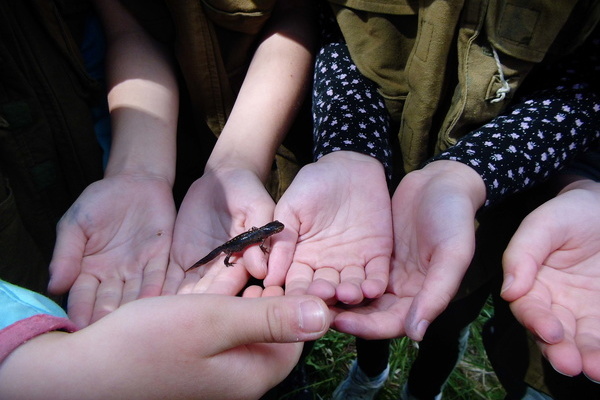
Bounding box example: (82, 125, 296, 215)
(331, 360, 389, 400)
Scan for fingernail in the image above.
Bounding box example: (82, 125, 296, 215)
(414, 319, 429, 341)
(299, 300, 327, 333)
(501, 274, 514, 294)
(550, 363, 575, 378)
(549, 361, 575, 378)
(584, 373, 600, 384)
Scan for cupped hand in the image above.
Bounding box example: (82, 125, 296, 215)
(48, 174, 176, 328)
(266, 151, 393, 305)
(164, 167, 277, 295)
(333, 160, 486, 340)
(502, 179, 600, 381)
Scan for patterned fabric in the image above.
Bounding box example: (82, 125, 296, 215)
(313, 14, 600, 206)
(431, 88, 600, 206)
(431, 30, 600, 205)
(312, 41, 393, 181)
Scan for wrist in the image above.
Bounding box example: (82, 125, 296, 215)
(203, 156, 264, 183)
(104, 162, 175, 187)
(558, 177, 600, 196)
(104, 123, 177, 186)
(206, 144, 274, 183)
(421, 160, 487, 210)
(317, 150, 385, 168)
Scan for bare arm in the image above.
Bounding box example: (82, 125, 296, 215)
(95, 0, 178, 185)
(48, 0, 179, 326)
(0, 294, 330, 400)
(206, 0, 315, 180)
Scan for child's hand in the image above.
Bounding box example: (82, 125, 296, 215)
(0, 294, 330, 399)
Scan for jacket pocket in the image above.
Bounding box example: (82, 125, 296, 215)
(485, 0, 576, 63)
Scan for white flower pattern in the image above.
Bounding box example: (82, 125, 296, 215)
(314, 18, 600, 204)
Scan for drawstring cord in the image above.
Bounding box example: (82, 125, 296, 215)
(490, 46, 510, 103)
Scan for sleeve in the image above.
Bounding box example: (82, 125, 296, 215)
(0, 280, 78, 363)
(312, 10, 393, 182)
(429, 87, 600, 207)
(428, 26, 600, 208)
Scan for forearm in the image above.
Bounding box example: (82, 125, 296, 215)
(0, 323, 191, 400)
(94, 0, 178, 186)
(0, 299, 204, 399)
(207, 0, 316, 182)
(0, 294, 326, 400)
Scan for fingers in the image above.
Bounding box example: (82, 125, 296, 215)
(48, 221, 86, 295)
(404, 263, 468, 341)
(283, 262, 325, 298)
(509, 294, 565, 344)
(178, 263, 250, 295)
(117, 255, 168, 304)
(137, 257, 167, 299)
(336, 266, 366, 305)
(241, 245, 269, 279)
(162, 261, 185, 295)
(242, 285, 285, 298)
(516, 301, 600, 381)
(567, 314, 600, 381)
(68, 261, 167, 328)
(537, 307, 600, 379)
(361, 255, 391, 299)
(284, 263, 356, 305)
(89, 277, 126, 325)
(540, 338, 583, 378)
(510, 297, 582, 377)
(332, 293, 411, 339)
(264, 215, 298, 287)
(208, 295, 331, 353)
(66, 274, 101, 328)
(284, 261, 387, 306)
(241, 213, 278, 280)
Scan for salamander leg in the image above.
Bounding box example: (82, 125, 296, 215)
(224, 253, 235, 267)
(259, 239, 270, 254)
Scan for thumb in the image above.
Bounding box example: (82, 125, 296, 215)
(213, 295, 330, 352)
(501, 218, 551, 302)
(405, 253, 469, 341)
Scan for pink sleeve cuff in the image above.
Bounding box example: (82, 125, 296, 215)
(0, 314, 78, 363)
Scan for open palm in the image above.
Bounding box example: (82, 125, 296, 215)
(267, 152, 392, 305)
(502, 180, 600, 381)
(49, 174, 176, 327)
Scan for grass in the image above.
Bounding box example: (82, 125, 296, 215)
(300, 298, 506, 399)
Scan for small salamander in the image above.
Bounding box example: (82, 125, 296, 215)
(187, 221, 284, 271)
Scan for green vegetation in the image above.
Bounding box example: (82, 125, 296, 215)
(301, 300, 505, 399)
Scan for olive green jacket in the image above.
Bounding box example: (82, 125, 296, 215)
(328, 0, 600, 172)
